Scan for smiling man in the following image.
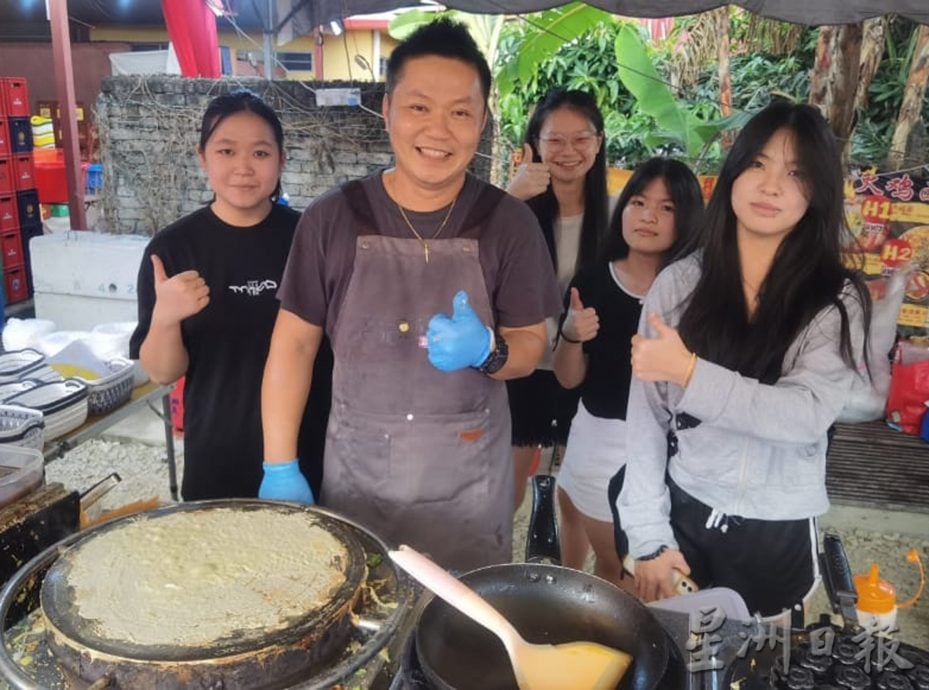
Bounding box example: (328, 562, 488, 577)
(259, 20, 561, 571)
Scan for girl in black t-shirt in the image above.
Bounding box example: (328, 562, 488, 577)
(129, 90, 331, 502)
(552, 158, 702, 590)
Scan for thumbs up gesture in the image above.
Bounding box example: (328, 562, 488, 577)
(506, 143, 551, 201)
(630, 313, 694, 386)
(426, 290, 492, 372)
(150, 254, 210, 326)
(561, 288, 599, 343)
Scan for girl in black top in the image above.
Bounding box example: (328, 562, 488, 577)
(130, 90, 331, 501)
(553, 158, 702, 589)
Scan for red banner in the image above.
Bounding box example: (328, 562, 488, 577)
(161, 0, 221, 78)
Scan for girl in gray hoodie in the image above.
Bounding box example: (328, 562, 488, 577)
(618, 101, 872, 618)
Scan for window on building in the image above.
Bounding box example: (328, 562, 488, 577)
(131, 43, 170, 52)
(278, 51, 314, 72)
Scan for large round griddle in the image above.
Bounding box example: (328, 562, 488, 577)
(39, 500, 368, 689)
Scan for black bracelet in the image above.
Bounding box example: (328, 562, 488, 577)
(559, 328, 581, 344)
(638, 545, 668, 561)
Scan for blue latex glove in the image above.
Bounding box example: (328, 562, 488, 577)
(258, 459, 315, 504)
(426, 290, 492, 372)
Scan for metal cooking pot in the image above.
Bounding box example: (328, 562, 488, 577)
(415, 562, 670, 690)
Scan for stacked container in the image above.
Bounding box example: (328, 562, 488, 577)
(0, 77, 39, 305)
(36, 100, 92, 158)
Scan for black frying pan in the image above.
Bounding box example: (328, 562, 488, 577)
(415, 563, 669, 690)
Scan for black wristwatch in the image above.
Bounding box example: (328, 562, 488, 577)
(638, 545, 668, 561)
(478, 331, 509, 375)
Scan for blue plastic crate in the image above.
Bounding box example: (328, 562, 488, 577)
(85, 163, 102, 195)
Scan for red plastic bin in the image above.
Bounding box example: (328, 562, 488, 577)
(1, 230, 23, 270)
(3, 264, 28, 304)
(33, 149, 88, 203)
(0, 119, 7, 157)
(1, 79, 30, 118)
(12, 154, 33, 190)
(0, 158, 12, 195)
(0, 195, 16, 231)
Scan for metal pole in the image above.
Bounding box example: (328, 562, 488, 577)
(161, 392, 179, 501)
(47, 0, 87, 230)
(263, 0, 274, 79)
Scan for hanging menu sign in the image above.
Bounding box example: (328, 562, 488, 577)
(847, 168, 929, 334)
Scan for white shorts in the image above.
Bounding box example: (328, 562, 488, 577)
(556, 401, 627, 523)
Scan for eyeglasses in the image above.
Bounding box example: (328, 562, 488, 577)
(538, 133, 600, 151)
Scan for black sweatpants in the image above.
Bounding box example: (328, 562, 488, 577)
(668, 480, 818, 618)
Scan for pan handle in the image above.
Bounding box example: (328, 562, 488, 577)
(819, 530, 858, 626)
(525, 474, 561, 564)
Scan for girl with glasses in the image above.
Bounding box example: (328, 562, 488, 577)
(506, 89, 611, 511)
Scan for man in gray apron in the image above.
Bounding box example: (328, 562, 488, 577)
(260, 20, 561, 572)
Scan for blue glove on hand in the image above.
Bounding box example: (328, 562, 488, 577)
(426, 290, 492, 372)
(258, 459, 315, 504)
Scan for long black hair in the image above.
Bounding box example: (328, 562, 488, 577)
(602, 157, 703, 266)
(523, 89, 609, 278)
(199, 89, 285, 202)
(677, 101, 871, 384)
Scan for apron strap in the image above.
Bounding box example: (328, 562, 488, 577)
(461, 183, 506, 234)
(340, 179, 379, 235)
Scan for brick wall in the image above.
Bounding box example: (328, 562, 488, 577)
(95, 76, 492, 235)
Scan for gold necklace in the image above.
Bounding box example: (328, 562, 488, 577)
(396, 196, 458, 264)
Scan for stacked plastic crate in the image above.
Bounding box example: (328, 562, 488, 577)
(0, 77, 40, 305)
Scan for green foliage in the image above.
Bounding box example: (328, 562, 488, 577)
(689, 52, 810, 114)
(496, 15, 722, 167)
(392, 7, 925, 173)
(496, 17, 642, 163)
(615, 23, 736, 159)
(498, 3, 612, 94)
(728, 11, 814, 57)
(388, 9, 503, 65)
(851, 16, 929, 166)
(388, 9, 438, 40)
(497, 14, 749, 171)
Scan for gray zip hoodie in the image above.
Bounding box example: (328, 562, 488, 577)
(618, 254, 867, 559)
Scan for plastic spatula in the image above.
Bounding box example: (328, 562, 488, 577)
(389, 545, 632, 690)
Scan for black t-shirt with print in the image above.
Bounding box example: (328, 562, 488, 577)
(565, 263, 643, 420)
(130, 205, 332, 500)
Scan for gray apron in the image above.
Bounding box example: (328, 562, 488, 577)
(321, 180, 513, 572)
